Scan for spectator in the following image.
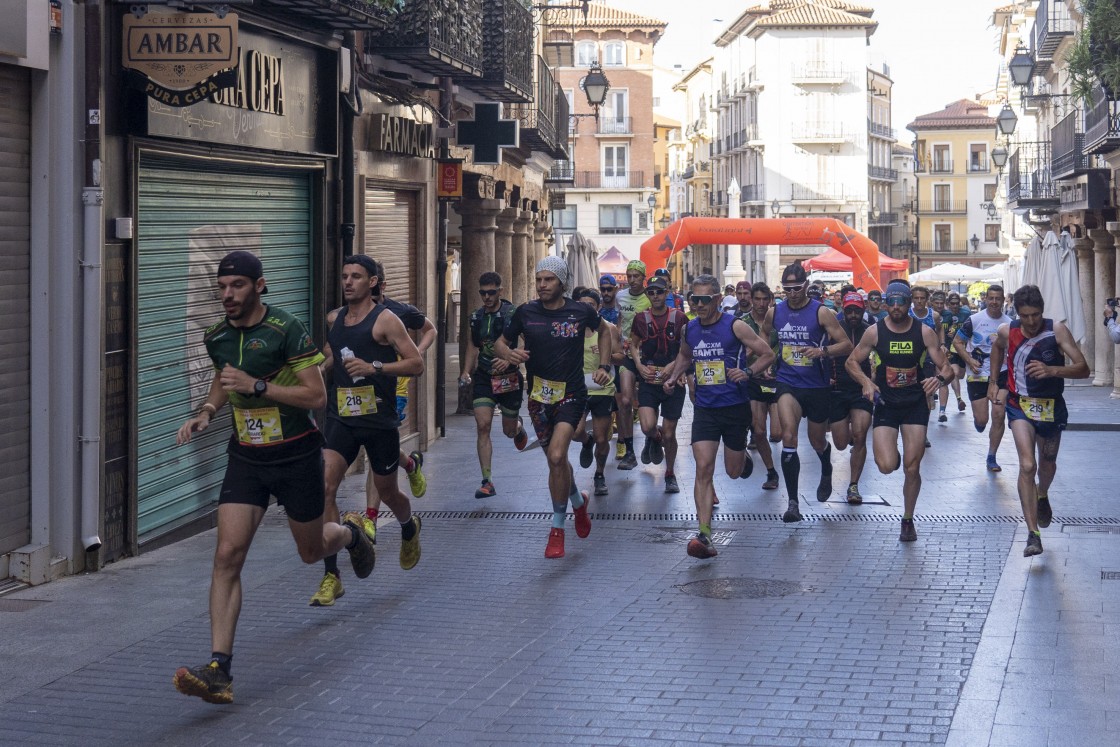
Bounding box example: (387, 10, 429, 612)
(1106, 301, 1120, 344)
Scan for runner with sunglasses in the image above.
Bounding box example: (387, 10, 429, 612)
(845, 279, 955, 542)
(761, 262, 853, 521)
(737, 281, 781, 490)
(829, 292, 874, 505)
(940, 293, 970, 416)
(952, 285, 1011, 472)
(659, 274, 776, 558)
(573, 288, 623, 497)
(615, 261, 651, 469)
(459, 272, 530, 500)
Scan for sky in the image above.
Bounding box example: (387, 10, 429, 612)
(604, 0, 1005, 135)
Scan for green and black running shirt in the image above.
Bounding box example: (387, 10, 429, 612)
(203, 305, 325, 462)
(469, 299, 518, 377)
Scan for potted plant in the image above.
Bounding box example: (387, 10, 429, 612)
(1065, 0, 1120, 103)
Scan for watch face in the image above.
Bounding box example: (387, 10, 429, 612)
(255, 379, 267, 395)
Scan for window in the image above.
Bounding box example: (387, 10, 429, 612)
(932, 144, 951, 173)
(601, 90, 629, 133)
(970, 143, 989, 172)
(934, 224, 952, 251)
(983, 183, 997, 201)
(933, 184, 951, 211)
(552, 206, 577, 231)
(576, 41, 597, 66)
(603, 42, 624, 66)
(600, 205, 632, 234)
(984, 224, 999, 242)
(602, 145, 628, 187)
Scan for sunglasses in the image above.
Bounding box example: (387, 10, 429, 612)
(645, 288, 666, 296)
(689, 294, 715, 305)
(884, 295, 910, 307)
(479, 289, 498, 297)
(782, 282, 807, 293)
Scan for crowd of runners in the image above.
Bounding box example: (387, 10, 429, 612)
(170, 250, 1089, 704)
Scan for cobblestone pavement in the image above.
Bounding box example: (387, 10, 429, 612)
(1, 378, 1118, 746)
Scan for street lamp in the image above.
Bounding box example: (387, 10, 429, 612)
(996, 103, 1018, 137)
(970, 234, 980, 253)
(1008, 44, 1034, 87)
(582, 62, 610, 109)
(770, 198, 781, 217)
(659, 216, 671, 229)
(991, 145, 1009, 170)
(647, 193, 656, 211)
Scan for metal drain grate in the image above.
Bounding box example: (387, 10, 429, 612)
(675, 577, 814, 600)
(1101, 571, 1120, 580)
(0, 598, 49, 613)
(1064, 524, 1120, 535)
(0, 579, 29, 598)
(642, 528, 736, 546)
(410, 510, 1067, 525)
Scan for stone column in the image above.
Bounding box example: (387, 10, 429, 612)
(511, 210, 533, 305)
(1108, 224, 1120, 396)
(1074, 237, 1096, 379)
(1089, 228, 1116, 386)
(454, 198, 502, 361)
(494, 207, 517, 303)
(533, 217, 552, 291)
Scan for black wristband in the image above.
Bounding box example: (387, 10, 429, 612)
(936, 374, 947, 384)
(598, 364, 612, 372)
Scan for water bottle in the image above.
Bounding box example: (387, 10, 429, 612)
(340, 346, 365, 383)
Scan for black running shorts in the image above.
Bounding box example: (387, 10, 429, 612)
(585, 393, 616, 419)
(829, 387, 873, 423)
(472, 377, 524, 418)
(775, 383, 831, 423)
(527, 393, 587, 448)
(637, 381, 686, 420)
(1006, 393, 1067, 439)
(873, 398, 931, 430)
(323, 417, 401, 476)
(966, 369, 1008, 402)
(691, 402, 751, 450)
(219, 448, 325, 523)
(746, 379, 778, 405)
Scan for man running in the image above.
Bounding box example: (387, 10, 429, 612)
(866, 289, 887, 321)
(909, 285, 941, 422)
(495, 257, 610, 558)
(829, 292, 874, 505)
(173, 251, 375, 703)
(938, 292, 970, 420)
(845, 279, 954, 542)
(573, 288, 621, 496)
(762, 261, 853, 521)
(659, 274, 775, 558)
(988, 285, 1089, 556)
(614, 260, 651, 469)
(654, 267, 684, 310)
(630, 275, 688, 493)
(737, 281, 781, 490)
(953, 285, 1011, 472)
(459, 271, 529, 499)
(598, 274, 620, 325)
(311, 255, 425, 607)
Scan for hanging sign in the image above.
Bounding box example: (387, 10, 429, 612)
(437, 161, 462, 199)
(122, 12, 239, 106)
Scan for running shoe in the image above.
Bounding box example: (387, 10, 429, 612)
(686, 533, 718, 559)
(924, 438, 932, 448)
(594, 473, 609, 496)
(846, 483, 863, 506)
(1024, 532, 1043, 557)
(545, 527, 565, 558)
(513, 424, 528, 451)
(747, 438, 758, 451)
(574, 491, 591, 538)
(615, 441, 626, 460)
(173, 661, 233, 705)
(762, 469, 779, 491)
(475, 479, 496, 499)
(816, 471, 832, 502)
(782, 498, 802, 523)
(938, 412, 948, 423)
(899, 518, 918, 542)
(579, 433, 594, 469)
(986, 454, 1002, 472)
(342, 512, 376, 578)
(713, 494, 720, 507)
(640, 438, 652, 464)
(399, 516, 422, 570)
(406, 451, 426, 497)
(664, 475, 680, 493)
(649, 430, 664, 465)
(740, 454, 754, 479)
(359, 515, 377, 544)
(957, 398, 967, 412)
(1037, 495, 1053, 528)
(618, 450, 638, 470)
(309, 573, 344, 607)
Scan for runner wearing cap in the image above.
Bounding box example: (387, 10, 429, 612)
(172, 251, 376, 703)
(573, 288, 623, 497)
(828, 292, 874, 504)
(614, 260, 651, 469)
(940, 292, 970, 417)
(737, 281, 781, 490)
(654, 267, 684, 310)
(987, 285, 1089, 557)
(598, 274, 621, 325)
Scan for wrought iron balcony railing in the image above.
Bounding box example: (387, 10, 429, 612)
(570, 171, 645, 189)
(1007, 141, 1057, 206)
(791, 185, 852, 202)
(261, 0, 394, 30)
(967, 160, 990, 173)
(1051, 110, 1089, 179)
(918, 241, 971, 254)
(928, 160, 954, 174)
(867, 120, 896, 140)
(741, 183, 765, 202)
(1084, 85, 1120, 156)
(915, 201, 968, 214)
(365, 0, 484, 79)
(546, 162, 574, 183)
(596, 117, 632, 135)
(869, 211, 899, 226)
(1031, 0, 1075, 63)
(473, 0, 533, 102)
(509, 57, 566, 159)
(868, 165, 899, 181)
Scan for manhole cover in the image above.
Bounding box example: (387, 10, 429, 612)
(674, 577, 810, 600)
(645, 528, 735, 546)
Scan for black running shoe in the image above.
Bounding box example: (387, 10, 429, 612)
(816, 472, 832, 502)
(640, 438, 652, 464)
(899, 518, 918, 542)
(618, 450, 638, 470)
(1024, 532, 1043, 557)
(593, 473, 608, 496)
(782, 498, 802, 523)
(740, 454, 754, 479)
(1037, 496, 1052, 528)
(649, 432, 664, 465)
(762, 469, 779, 490)
(664, 475, 680, 493)
(938, 412, 948, 423)
(342, 512, 377, 578)
(173, 661, 233, 704)
(579, 433, 594, 469)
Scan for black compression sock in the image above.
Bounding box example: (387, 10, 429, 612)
(345, 524, 359, 549)
(401, 517, 418, 541)
(324, 554, 339, 576)
(818, 443, 833, 474)
(781, 450, 800, 500)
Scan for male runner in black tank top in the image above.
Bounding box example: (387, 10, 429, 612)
(313, 256, 425, 607)
(845, 280, 954, 543)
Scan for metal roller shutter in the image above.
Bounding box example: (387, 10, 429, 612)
(0, 64, 31, 554)
(363, 187, 419, 436)
(136, 156, 313, 538)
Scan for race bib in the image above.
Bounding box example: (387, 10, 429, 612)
(530, 377, 566, 404)
(490, 372, 520, 395)
(760, 385, 776, 394)
(886, 365, 919, 388)
(781, 346, 813, 367)
(336, 386, 377, 417)
(695, 360, 726, 386)
(233, 407, 283, 445)
(1020, 396, 1055, 422)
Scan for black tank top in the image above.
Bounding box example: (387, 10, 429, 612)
(327, 304, 398, 429)
(872, 318, 926, 407)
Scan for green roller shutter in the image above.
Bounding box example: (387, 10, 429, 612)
(135, 156, 314, 539)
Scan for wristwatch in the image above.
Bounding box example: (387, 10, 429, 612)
(598, 364, 612, 373)
(372, 360, 384, 373)
(935, 374, 947, 385)
(253, 379, 268, 397)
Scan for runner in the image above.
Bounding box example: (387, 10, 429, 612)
(573, 288, 622, 496)
(459, 271, 529, 500)
(654, 267, 684, 310)
(659, 274, 775, 558)
(630, 275, 689, 493)
(988, 285, 1089, 556)
(909, 285, 941, 424)
(844, 279, 954, 542)
(938, 292, 970, 419)
(598, 274, 621, 325)
(495, 257, 610, 558)
(172, 251, 375, 703)
(614, 261, 651, 469)
(829, 292, 874, 505)
(737, 281, 781, 490)
(953, 285, 1011, 472)
(762, 261, 853, 522)
(866, 289, 887, 321)
(312, 255, 425, 607)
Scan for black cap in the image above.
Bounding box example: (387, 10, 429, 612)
(646, 276, 669, 291)
(217, 251, 267, 293)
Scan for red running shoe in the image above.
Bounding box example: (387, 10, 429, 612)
(545, 527, 565, 558)
(513, 425, 528, 451)
(686, 533, 718, 559)
(574, 491, 591, 538)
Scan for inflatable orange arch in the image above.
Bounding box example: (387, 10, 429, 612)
(639, 217, 884, 292)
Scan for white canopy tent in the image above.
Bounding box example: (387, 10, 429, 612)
(908, 263, 997, 284)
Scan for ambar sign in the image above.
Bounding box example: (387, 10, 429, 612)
(122, 12, 238, 106)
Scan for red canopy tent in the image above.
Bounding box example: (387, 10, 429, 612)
(802, 248, 908, 272)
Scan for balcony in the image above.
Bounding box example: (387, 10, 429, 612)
(928, 160, 954, 174)
(1051, 111, 1090, 179)
(916, 201, 967, 214)
(570, 171, 645, 189)
(869, 211, 899, 226)
(868, 165, 899, 181)
(596, 116, 632, 135)
(1032, 0, 1075, 63)
(791, 63, 849, 85)
(472, 0, 533, 102)
(509, 57, 566, 159)
(791, 185, 852, 202)
(966, 160, 990, 173)
(741, 184, 765, 202)
(917, 241, 972, 254)
(790, 124, 852, 144)
(1007, 141, 1058, 209)
(1084, 86, 1120, 156)
(366, 0, 484, 78)
(545, 162, 574, 184)
(746, 66, 763, 91)
(867, 120, 896, 140)
(259, 0, 393, 30)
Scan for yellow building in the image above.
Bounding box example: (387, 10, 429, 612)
(907, 100, 1005, 270)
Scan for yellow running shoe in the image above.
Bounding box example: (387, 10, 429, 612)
(615, 441, 626, 460)
(309, 573, 344, 607)
(400, 516, 422, 570)
(406, 451, 426, 498)
(359, 515, 377, 544)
